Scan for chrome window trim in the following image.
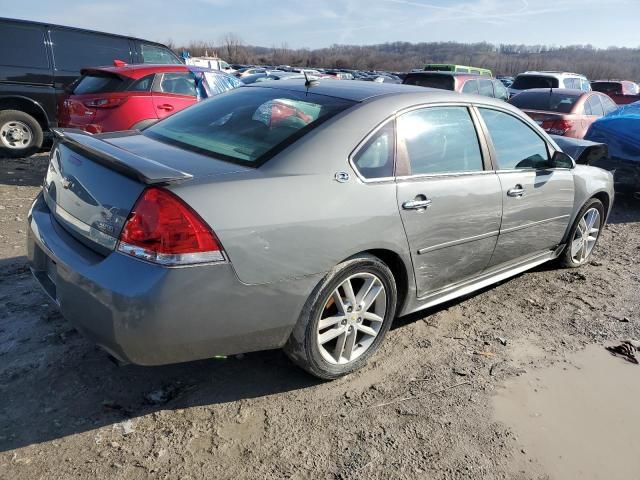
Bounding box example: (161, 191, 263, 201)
(396, 170, 496, 182)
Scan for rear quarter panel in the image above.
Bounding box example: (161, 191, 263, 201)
(565, 165, 615, 238)
(169, 97, 418, 286)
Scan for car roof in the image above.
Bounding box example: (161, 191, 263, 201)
(81, 64, 192, 79)
(0, 16, 169, 46)
(405, 71, 492, 80)
(515, 88, 589, 96)
(245, 79, 431, 101)
(517, 71, 587, 79)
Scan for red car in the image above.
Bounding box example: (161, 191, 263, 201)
(509, 89, 618, 139)
(59, 64, 242, 133)
(402, 72, 509, 100)
(591, 80, 640, 105)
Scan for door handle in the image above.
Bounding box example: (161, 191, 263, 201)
(507, 185, 525, 197)
(402, 198, 432, 210)
(157, 104, 174, 111)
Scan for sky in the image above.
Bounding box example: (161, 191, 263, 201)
(4, 0, 637, 49)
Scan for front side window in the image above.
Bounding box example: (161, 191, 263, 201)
(479, 108, 549, 170)
(493, 80, 509, 100)
(352, 123, 394, 179)
(462, 80, 479, 94)
(478, 79, 494, 97)
(397, 107, 483, 175)
(145, 87, 354, 165)
(564, 78, 579, 89)
(140, 44, 182, 64)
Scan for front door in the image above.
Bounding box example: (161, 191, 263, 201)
(395, 106, 503, 297)
(476, 107, 575, 267)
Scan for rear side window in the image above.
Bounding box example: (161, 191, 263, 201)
(586, 95, 604, 116)
(51, 29, 131, 71)
(493, 80, 509, 100)
(397, 107, 483, 175)
(140, 44, 182, 64)
(403, 74, 455, 91)
(479, 108, 549, 170)
(353, 123, 394, 179)
(144, 87, 354, 165)
(0, 23, 49, 69)
(157, 72, 197, 96)
(128, 74, 155, 92)
(73, 74, 123, 94)
(511, 75, 559, 90)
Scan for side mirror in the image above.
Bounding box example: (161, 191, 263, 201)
(551, 151, 575, 169)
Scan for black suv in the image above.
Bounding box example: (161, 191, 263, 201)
(0, 17, 183, 157)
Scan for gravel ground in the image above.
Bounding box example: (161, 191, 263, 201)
(0, 153, 639, 480)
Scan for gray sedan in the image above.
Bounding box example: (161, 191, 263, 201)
(27, 81, 614, 379)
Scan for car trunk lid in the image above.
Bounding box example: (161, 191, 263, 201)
(43, 129, 249, 255)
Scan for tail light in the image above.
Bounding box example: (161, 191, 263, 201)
(83, 97, 127, 109)
(542, 119, 572, 135)
(117, 187, 225, 266)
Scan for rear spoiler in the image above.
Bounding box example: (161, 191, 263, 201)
(51, 129, 193, 185)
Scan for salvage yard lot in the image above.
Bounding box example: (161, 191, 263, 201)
(1, 154, 639, 479)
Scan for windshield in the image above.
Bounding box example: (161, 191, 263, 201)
(511, 75, 560, 90)
(403, 74, 455, 90)
(509, 91, 581, 113)
(144, 87, 355, 166)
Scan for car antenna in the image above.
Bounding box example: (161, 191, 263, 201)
(304, 70, 319, 87)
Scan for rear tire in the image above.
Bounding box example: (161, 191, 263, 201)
(284, 254, 397, 380)
(0, 110, 44, 158)
(559, 198, 604, 268)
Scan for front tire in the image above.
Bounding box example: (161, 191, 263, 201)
(0, 110, 44, 158)
(559, 198, 604, 268)
(285, 254, 397, 380)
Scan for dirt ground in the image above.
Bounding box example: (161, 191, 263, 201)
(0, 153, 639, 480)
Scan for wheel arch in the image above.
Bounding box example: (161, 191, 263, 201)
(353, 248, 411, 317)
(0, 96, 51, 131)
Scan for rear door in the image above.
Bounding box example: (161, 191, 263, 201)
(477, 107, 575, 267)
(395, 105, 502, 297)
(152, 72, 198, 120)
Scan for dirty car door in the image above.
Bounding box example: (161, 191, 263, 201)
(395, 106, 502, 297)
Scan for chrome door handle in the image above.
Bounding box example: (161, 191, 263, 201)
(507, 185, 525, 197)
(402, 199, 432, 210)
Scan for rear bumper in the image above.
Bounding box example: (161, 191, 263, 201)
(27, 192, 319, 365)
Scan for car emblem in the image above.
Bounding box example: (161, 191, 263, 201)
(334, 171, 350, 183)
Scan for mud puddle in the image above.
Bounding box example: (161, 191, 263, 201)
(493, 344, 640, 479)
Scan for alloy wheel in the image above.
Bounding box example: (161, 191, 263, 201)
(316, 273, 387, 365)
(570, 207, 601, 264)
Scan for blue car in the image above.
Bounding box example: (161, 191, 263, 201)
(585, 102, 640, 193)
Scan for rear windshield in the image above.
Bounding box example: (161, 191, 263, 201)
(511, 75, 559, 90)
(509, 91, 581, 113)
(73, 74, 123, 94)
(144, 87, 355, 166)
(591, 82, 622, 94)
(403, 74, 455, 91)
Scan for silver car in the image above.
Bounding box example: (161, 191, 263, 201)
(27, 81, 614, 379)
